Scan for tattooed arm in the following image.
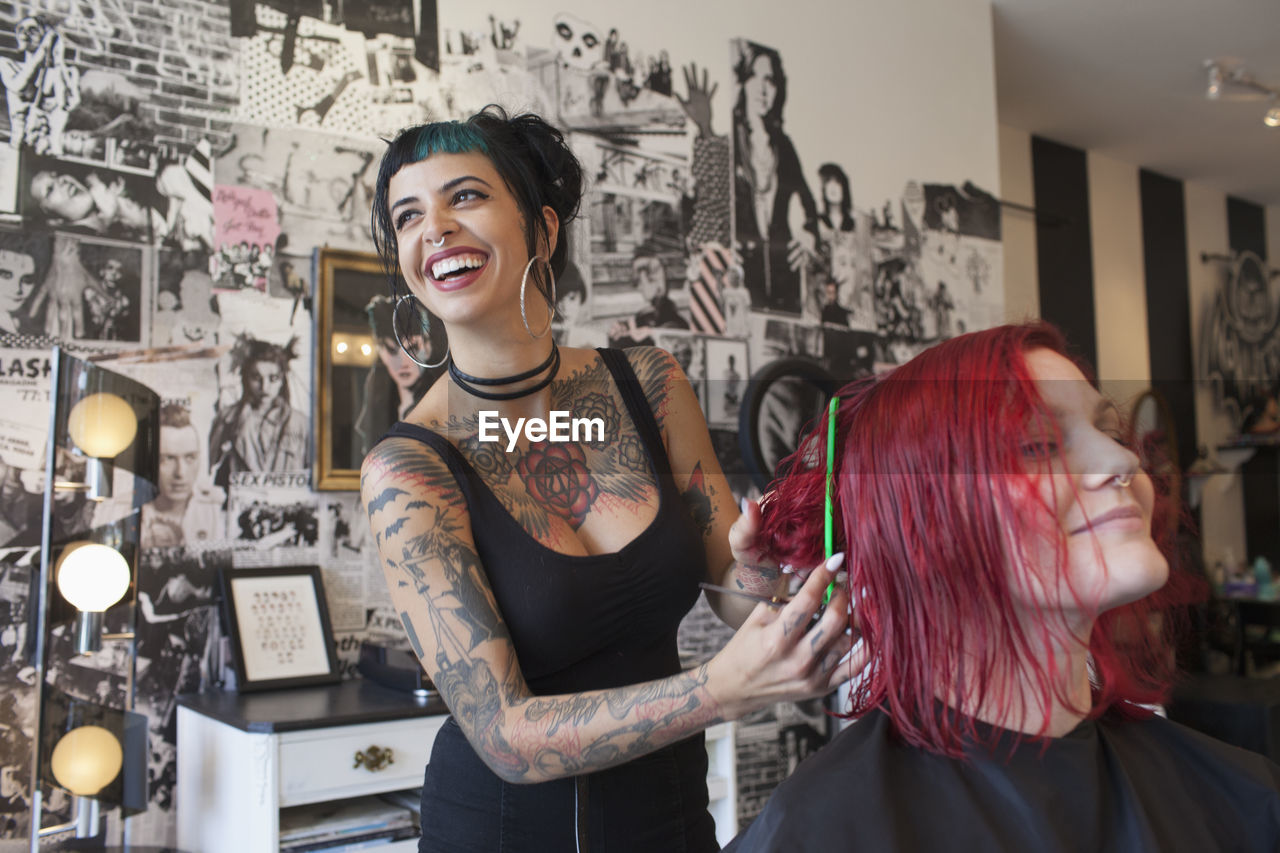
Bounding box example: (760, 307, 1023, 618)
(362, 435, 850, 784)
(624, 347, 782, 628)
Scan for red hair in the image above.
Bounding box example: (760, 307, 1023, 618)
(758, 322, 1201, 758)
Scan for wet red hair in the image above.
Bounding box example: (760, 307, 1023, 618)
(758, 322, 1200, 757)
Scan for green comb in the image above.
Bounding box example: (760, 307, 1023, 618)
(823, 395, 839, 604)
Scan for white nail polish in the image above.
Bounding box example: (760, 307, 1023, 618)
(825, 552, 845, 571)
(740, 497, 750, 515)
(781, 564, 793, 574)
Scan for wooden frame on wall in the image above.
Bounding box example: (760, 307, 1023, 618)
(314, 248, 387, 491)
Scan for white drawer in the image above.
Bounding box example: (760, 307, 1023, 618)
(277, 716, 445, 806)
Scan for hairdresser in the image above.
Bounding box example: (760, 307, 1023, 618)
(361, 106, 858, 852)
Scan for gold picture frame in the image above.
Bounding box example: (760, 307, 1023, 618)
(314, 248, 390, 491)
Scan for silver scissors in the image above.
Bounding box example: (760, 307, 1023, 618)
(698, 583, 831, 630)
(698, 581, 791, 609)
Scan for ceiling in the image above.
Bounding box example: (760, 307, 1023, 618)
(992, 0, 1280, 207)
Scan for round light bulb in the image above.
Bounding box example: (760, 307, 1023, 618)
(1265, 105, 1280, 128)
(51, 725, 122, 796)
(336, 341, 348, 354)
(67, 393, 138, 459)
(57, 543, 130, 612)
(360, 343, 372, 356)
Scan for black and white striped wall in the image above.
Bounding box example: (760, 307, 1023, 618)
(999, 124, 1280, 572)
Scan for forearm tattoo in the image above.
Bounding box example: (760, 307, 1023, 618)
(513, 665, 721, 778)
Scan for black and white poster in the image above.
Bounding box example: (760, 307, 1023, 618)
(19, 151, 158, 243)
(729, 39, 818, 317)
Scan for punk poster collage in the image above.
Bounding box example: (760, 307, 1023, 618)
(0, 0, 1001, 843)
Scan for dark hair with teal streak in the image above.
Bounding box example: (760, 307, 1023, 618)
(370, 105, 584, 302)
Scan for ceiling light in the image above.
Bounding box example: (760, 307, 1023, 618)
(1203, 59, 1280, 128)
(1206, 61, 1223, 99)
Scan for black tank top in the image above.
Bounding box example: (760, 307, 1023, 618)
(380, 347, 706, 693)
(378, 348, 717, 851)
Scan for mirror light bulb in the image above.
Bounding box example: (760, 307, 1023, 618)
(51, 725, 122, 796)
(67, 393, 137, 459)
(57, 543, 130, 612)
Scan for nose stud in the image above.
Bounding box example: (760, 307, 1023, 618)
(1113, 472, 1134, 489)
(432, 236, 445, 248)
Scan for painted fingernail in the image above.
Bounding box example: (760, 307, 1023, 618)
(781, 563, 793, 574)
(825, 552, 845, 571)
(740, 497, 750, 515)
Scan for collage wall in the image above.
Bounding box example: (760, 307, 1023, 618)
(0, 0, 1002, 843)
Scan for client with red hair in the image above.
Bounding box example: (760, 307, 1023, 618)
(728, 322, 1280, 851)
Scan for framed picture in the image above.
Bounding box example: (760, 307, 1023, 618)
(314, 248, 444, 490)
(219, 566, 340, 692)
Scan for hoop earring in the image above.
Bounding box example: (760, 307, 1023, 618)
(392, 294, 449, 368)
(519, 255, 556, 339)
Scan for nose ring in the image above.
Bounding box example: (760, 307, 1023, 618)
(432, 236, 445, 248)
(1113, 472, 1134, 489)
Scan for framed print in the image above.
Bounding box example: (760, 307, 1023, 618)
(219, 566, 340, 692)
(314, 248, 444, 490)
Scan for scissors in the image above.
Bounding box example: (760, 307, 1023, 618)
(699, 581, 791, 609)
(698, 582, 825, 627)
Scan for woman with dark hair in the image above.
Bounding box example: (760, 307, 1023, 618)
(731, 41, 818, 315)
(353, 294, 441, 457)
(815, 161, 872, 327)
(728, 322, 1280, 851)
(361, 106, 855, 852)
(817, 162, 853, 233)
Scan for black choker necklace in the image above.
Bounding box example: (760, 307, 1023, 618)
(449, 345, 560, 400)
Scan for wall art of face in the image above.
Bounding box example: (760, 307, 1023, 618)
(0, 250, 35, 314)
(245, 359, 284, 407)
(553, 13, 604, 70)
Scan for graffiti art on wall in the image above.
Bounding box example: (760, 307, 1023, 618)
(1201, 250, 1280, 432)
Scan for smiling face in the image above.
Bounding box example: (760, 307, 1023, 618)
(387, 151, 557, 329)
(1012, 349, 1168, 618)
(30, 171, 95, 223)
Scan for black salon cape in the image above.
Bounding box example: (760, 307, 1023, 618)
(726, 707, 1280, 852)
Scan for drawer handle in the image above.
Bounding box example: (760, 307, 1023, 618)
(353, 745, 395, 772)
